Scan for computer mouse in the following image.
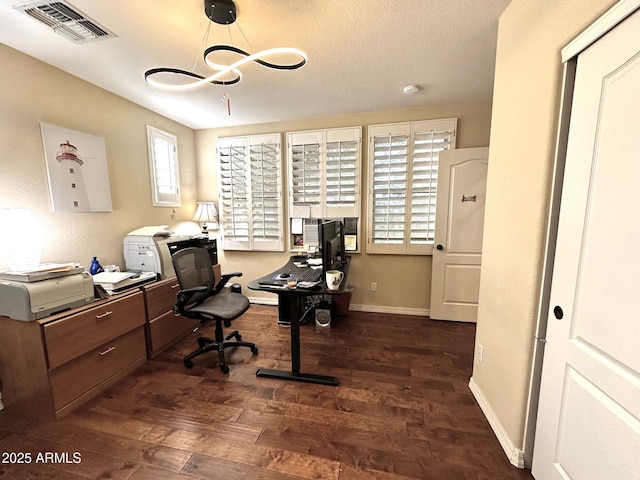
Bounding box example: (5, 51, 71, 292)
(280, 273, 291, 278)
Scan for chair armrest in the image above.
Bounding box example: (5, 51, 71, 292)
(214, 272, 243, 293)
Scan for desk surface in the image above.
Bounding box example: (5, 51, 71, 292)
(248, 256, 350, 295)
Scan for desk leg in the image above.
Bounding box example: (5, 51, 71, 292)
(289, 294, 301, 375)
(256, 293, 339, 386)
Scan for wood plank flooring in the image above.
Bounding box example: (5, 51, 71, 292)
(0, 305, 533, 479)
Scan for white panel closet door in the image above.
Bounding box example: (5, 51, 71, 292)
(532, 9, 640, 480)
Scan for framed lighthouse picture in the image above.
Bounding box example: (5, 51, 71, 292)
(40, 123, 113, 212)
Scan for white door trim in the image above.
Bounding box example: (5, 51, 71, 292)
(561, 0, 640, 62)
(525, 0, 640, 468)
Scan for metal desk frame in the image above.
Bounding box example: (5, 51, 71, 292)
(248, 256, 350, 386)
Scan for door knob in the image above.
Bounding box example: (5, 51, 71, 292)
(553, 306, 564, 320)
(436, 244, 443, 250)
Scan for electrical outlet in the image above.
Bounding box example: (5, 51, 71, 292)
(370, 282, 378, 292)
(477, 344, 484, 363)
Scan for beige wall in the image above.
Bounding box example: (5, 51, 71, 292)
(0, 41, 492, 313)
(472, 0, 618, 456)
(195, 101, 492, 309)
(0, 44, 198, 270)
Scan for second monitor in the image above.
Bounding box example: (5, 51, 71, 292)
(320, 219, 346, 274)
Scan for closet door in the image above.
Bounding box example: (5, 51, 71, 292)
(532, 9, 640, 479)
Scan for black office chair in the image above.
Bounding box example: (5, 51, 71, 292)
(171, 247, 258, 373)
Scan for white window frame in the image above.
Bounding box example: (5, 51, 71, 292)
(286, 127, 362, 219)
(367, 118, 457, 255)
(146, 125, 181, 207)
(217, 133, 284, 251)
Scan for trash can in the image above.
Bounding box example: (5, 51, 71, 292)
(333, 286, 353, 316)
(230, 283, 242, 294)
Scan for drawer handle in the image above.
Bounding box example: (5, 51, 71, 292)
(98, 346, 116, 356)
(171, 283, 180, 289)
(95, 310, 113, 319)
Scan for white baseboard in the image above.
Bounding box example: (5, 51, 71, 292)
(349, 303, 429, 317)
(247, 296, 278, 306)
(469, 376, 526, 469)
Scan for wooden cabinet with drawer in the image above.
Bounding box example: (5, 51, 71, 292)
(0, 290, 147, 420)
(142, 265, 220, 358)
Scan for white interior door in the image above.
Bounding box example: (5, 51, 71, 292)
(430, 147, 488, 322)
(532, 9, 640, 480)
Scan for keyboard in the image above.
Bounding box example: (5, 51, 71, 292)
(296, 268, 322, 282)
(258, 280, 287, 287)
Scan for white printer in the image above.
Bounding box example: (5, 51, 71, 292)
(123, 226, 218, 279)
(0, 268, 94, 321)
(123, 226, 190, 279)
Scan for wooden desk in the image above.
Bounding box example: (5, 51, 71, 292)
(0, 289, 146, 420)
(248, 256, 350, 386)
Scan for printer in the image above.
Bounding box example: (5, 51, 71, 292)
(0, 269, 94, 321)
(123, 226, 217, 279)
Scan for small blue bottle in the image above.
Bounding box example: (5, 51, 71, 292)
(89, 257, 104, 275)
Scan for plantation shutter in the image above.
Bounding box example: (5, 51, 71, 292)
(369, 124, 410, 253)
(325, 128, 360, 217)
(367, 119, 456, 255)
(218, 134, 283, 251)
(408, 123, 455, 251)
(287, 127, 361, 219)
(288, 131, 322, 219)
(249, 136, 283, 250)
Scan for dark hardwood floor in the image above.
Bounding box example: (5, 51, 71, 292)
(0, 305, 533, 480)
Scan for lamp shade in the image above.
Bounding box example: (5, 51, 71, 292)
(192, 202, 219, 232)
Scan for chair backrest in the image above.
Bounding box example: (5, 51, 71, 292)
(172, 247, 216, 304)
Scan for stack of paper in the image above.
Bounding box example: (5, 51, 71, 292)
(92, 271, 137, 290)
(93, 271, 157, 292)
(0, 263, 83, 282)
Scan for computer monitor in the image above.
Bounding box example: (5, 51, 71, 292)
(320, 219, 346, 274)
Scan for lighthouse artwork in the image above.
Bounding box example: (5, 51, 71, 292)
(41, 123, 112, 212)
(53, 140, 90, 210)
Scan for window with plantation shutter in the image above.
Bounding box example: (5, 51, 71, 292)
(287, 127, 361, 219)
(367, 119, 457, 255)
(147, 126, 181, 207)
(217, 134, 283, 251)
(290, 140, 321, 205)
(326, 139, 358, 208)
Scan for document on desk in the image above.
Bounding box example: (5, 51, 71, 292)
(92, 271, 136, 289)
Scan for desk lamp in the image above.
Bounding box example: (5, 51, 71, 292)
(192, 201, 219, 236)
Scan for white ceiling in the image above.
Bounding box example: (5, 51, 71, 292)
(0, 0, 510, 130)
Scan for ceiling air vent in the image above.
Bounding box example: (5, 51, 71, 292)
(15, 1, 115, 43)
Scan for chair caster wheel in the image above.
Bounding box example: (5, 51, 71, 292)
(183, 359, 194, 368)
(220, 364, 229, 374)
(251, 346, 259, 355)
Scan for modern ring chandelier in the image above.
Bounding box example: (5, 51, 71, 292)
(144, 0, 307, 92)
